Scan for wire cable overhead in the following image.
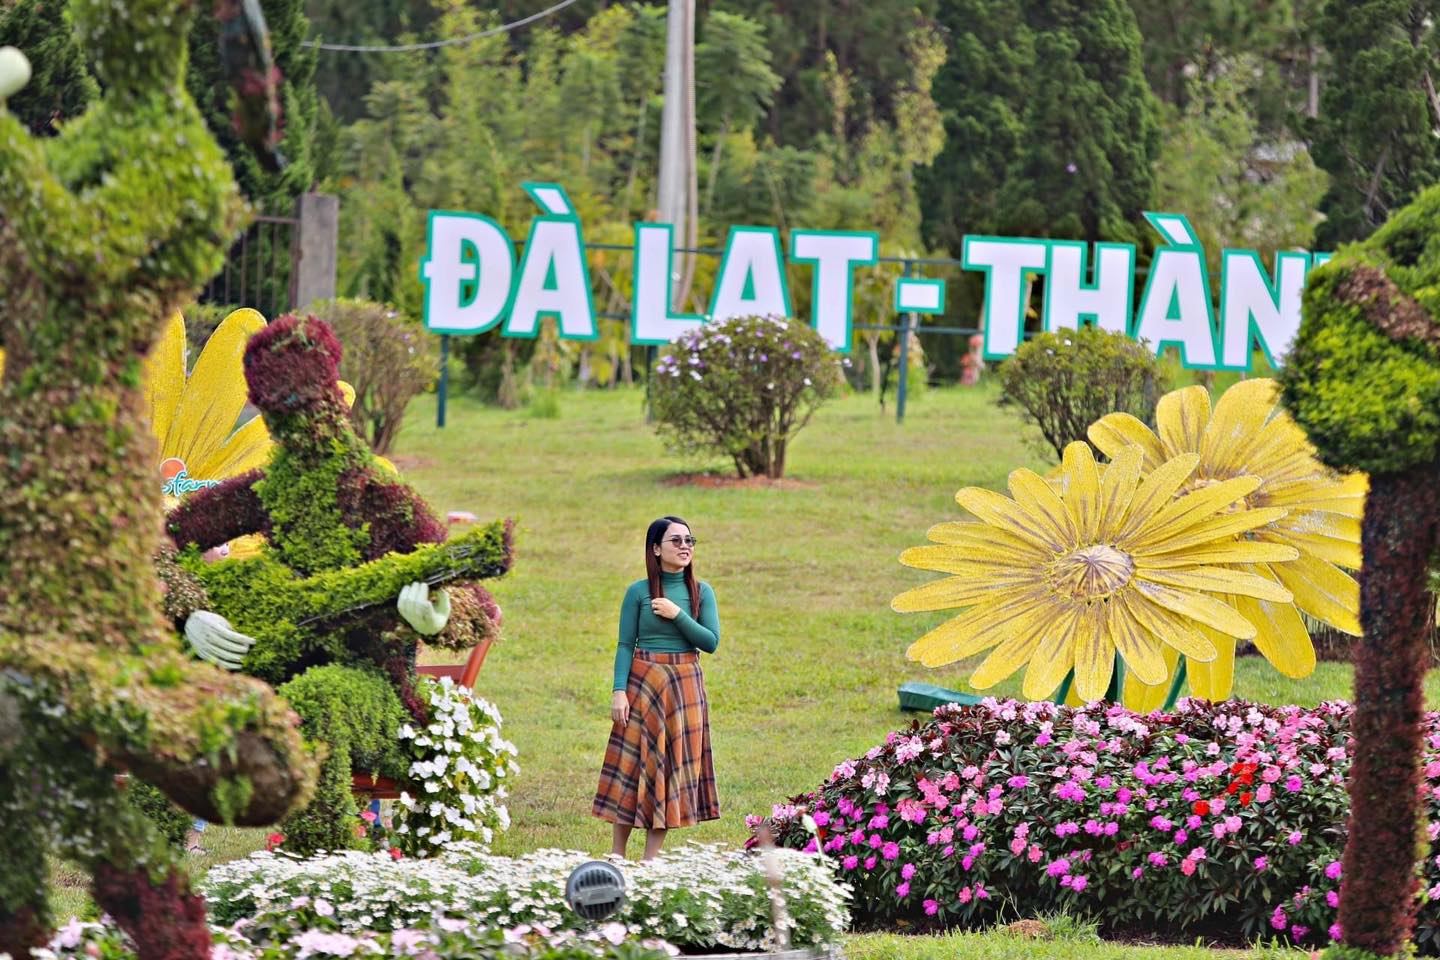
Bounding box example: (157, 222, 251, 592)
(301, 0, 582, 53)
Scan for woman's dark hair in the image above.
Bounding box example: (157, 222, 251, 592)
(645, 515, 701, 618)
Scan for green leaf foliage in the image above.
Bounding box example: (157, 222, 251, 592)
(997, 325, 1167, 461)
(1280, 184, 1440, 474)
(0, 0, 97, 137)
(1308, 0, 1440, 247)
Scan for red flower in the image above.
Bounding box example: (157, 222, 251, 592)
(1226, 782, 1240, 795)
(265, 832, 285, 851)
(388, 847, 404, 861)
(1239, 791, 1254, 807)
(1193, 800, 1211, 816)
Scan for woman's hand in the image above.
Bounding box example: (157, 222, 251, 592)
(611, 690, 630, 726)
(650, 597, 681, 620)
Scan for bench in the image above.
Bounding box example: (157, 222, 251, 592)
(350, 635, 495, 802)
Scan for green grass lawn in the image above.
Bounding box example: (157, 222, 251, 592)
(51, 381, 1420, 956)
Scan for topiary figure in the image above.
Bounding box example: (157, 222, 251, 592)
(0, 3, 316, 958)
(162, 313, 512, 853)
(1280, 184, 1440, 958)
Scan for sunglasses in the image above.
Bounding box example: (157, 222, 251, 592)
(663, 536, 698, 548)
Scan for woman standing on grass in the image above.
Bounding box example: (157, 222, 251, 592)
(592, 515, 721, 860)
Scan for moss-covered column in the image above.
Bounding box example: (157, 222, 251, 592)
(0, 1, 315, 953)
(1281, 187, 1440, 958)
(1340, 467, 1439, 953)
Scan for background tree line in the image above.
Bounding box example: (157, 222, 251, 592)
(5, 0, 1439, 399)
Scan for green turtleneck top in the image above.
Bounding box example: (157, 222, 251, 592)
(613, 571, 721, 690)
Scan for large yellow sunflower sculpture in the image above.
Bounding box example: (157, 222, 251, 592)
(893, 441, 1301, 702)
(1088, 379, 1364, 708)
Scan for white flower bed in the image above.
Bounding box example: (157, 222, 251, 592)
(26, 915, 678, 960)
(393, 676, 519, 855)
(202, 842, 850, 952)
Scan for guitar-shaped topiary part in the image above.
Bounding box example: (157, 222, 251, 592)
(0, 3, 316, 957)
(1279, 185, 1440, 958)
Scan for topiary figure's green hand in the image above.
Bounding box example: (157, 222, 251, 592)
(184, 611, 258, 671)
(1278, 184, 1440, 957)
(0, 46, 30, 102)
(397, 582, 451, 636)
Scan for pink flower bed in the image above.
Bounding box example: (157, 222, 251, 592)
(753, 698, 1440, 950)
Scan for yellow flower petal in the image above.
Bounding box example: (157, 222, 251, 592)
(898, 544, 1032, 575)
(1096, 446, 1144, 532)
(1185, 629, 1236, 701)
(892, 574, 1028, 611)
(191, 415, 271, 480)
(905, 591, 1045, 666)
(1089, 412, 1167, 469)
(1022, 609, 1081, 700)
(143, 311, 187, 456)
(164, 308, 267, 476)
(1201, 378, 1277, 472)
(1127, 475, 1262, 547)
(1120, 591, 1218, 662)
(971, 618, 1048, 689)
(1134, 580, 1258, 639)
(1136, 540, 1298, 568)
(1117, 453, 1200, 539)
(1271, 554, 1361, 636)
(955, 487, 1070, 552)
(1106, 602, 1168, 685)
(1121, 646, 1181, 713)
(1061, 442, 1102, 542)
(1268, 515, 1363, 569)
(1136, 565, 1293, 603)
(1072, 604, 1114, 702)
(1235, 592, 1317, 679)
(1007, 469, 1079, 546)
(1156, 385, 1211, 460)
(1130, 506, 1287, 556)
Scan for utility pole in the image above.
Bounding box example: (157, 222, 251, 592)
(657, 0, 697, 313)
(647, 0, 697, 424)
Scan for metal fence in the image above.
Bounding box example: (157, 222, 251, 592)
(200, 214, 300, 319)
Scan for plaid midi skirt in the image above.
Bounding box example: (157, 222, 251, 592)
(592, 651, 720, 829)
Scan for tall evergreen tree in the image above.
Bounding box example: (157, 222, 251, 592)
(0, 0, 96, 137)
(1001, 0, 1160, 243)
(916, 0, 1032, 252)
(188, 0, 320, 212)
(1308, 0, 1440, 247)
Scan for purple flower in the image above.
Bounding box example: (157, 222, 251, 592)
(882, 842, 901, 861)
(864, 855, 878, 870)
(842, 855, 859, 870)
(923, 899, 939, 916)
(895, 881, 911, 898)
(1253, 856, 1268, 871)
(901, 863, 916, 880)
(1325, 860, 1343, 880)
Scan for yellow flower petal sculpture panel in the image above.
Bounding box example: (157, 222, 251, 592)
(1088, 379, 1365, 708)
(144, 308, 274, 487)
(893, 441, 1299, 703)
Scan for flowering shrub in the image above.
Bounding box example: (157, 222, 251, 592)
(393, 676, 519, 855)
(755, 697, 1440, 952)
(996, 325, 1164, 460)
(315, 298, 438, 456)
(30, 915, 677, 960)
(200, 842, 849, 952)
(650, 315, 842, 479)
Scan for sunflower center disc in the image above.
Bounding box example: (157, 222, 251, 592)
(1049, 544, 1135, 601)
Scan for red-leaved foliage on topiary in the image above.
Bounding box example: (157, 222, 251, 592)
(242, 314, 346, 416)
(93, 862, 210, 960)
(166, 469, 271, 553)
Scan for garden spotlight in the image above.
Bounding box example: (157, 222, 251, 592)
(564, 860, 626, 922)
